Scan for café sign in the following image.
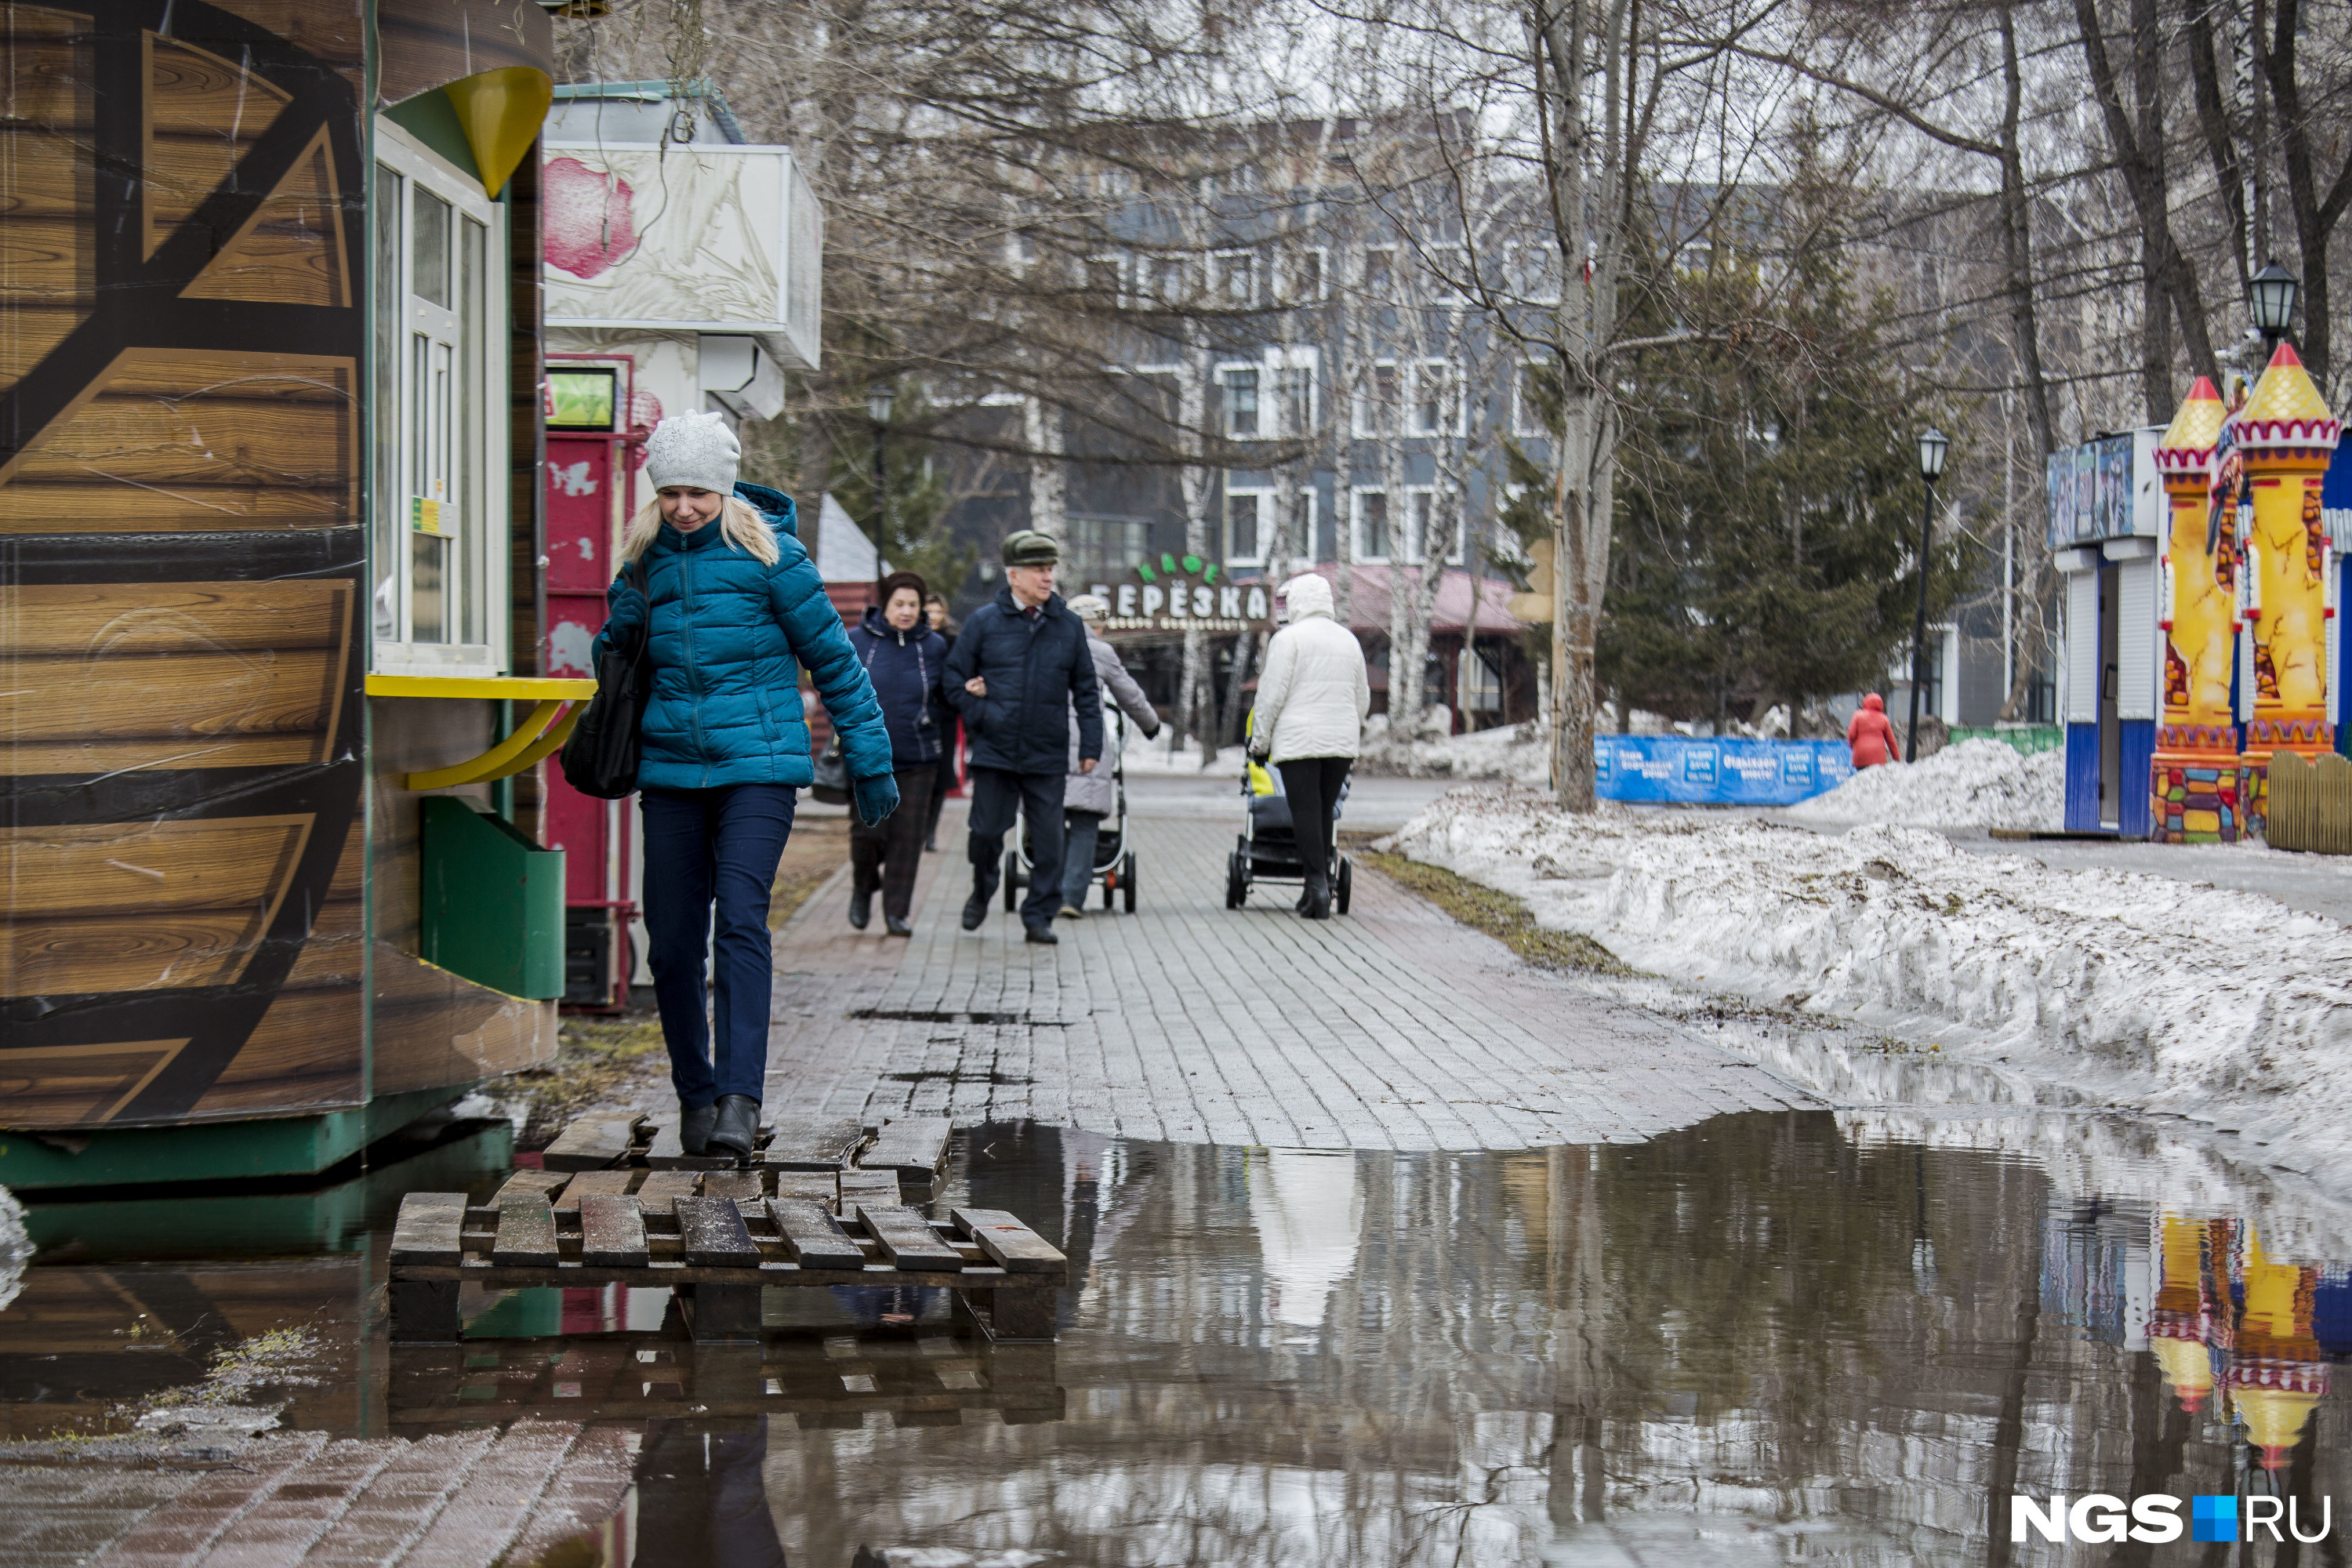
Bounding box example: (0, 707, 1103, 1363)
(1087, 553, 1276, 633)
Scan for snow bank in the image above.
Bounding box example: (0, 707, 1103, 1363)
(1388, 784, 2352, 1180)
(1354, 717, 1551, 783)
(0, 1187, 25, 1315)
(1786, 738, 2063, 830)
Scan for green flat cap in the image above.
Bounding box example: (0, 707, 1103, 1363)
(1001, 529, 1061, 566)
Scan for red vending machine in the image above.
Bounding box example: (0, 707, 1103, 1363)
(543, 358, 648, 1010)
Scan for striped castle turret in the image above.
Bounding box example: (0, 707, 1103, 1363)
(2232, 343, 2342, 833)
(2151, 379, 2239, 840)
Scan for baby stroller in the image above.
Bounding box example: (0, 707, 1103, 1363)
(1004, 692, 1138, 914)
(1225, 739, 1352, 914)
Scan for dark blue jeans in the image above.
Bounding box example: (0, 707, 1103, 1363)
(640, 783, 796, 1106)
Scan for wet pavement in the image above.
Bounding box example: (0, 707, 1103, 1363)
(9, 790, 2352, 1564)
(8, 1107, 2352, 1564)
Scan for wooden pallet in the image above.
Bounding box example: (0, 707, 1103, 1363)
(541, 1112, 949, 1182)
(387, 1336, 1064, 1428)
(389, 1177, 1063, 1347)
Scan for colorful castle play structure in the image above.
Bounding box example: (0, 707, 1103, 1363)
(2059, 346, 2345, 843)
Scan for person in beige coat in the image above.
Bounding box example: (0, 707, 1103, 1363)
(1247, 572, 1370, 919)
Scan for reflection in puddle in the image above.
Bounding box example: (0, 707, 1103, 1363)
(10, 1113, 2352, 1563)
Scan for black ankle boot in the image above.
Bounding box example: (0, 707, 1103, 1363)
(709, 1094, 760, 1162)
(849, 886, 872, 930)
(679, 1102, 717, 1156)
(1302, 870, 1332, 920)
(962, 877, 996, 931)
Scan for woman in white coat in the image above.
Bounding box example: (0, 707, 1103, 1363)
(1247, 572, 1370, 919)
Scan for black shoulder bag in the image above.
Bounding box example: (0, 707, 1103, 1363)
(558, 558, 653, 799)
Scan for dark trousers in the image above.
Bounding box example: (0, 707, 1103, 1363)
(850, 765, 937, 919)
(630, 1417, 787, 1568)
(923, 725, 960, 845)
(1277, 756, 1352, 884)
(967, 765, 1066, 930)
(640, 782, 796, 1106)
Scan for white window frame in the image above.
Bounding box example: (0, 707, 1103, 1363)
(1512, 361, 1548, 438)
(1352, 487, 1392, 564)
(1213, 249, 1257, 307)
(1224, 481, 1271, 566)
(1269, 344, 1320, 437)
(372, 119, 510, 677)
(1084, 252, 1127, 306)
(1354, 359, 1403, 439)
(1410, 359, 1463, 437)
(1282, 246, 1328, 303)
(1218, 361, 1263, 440)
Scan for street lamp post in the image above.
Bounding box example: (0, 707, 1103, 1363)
(867, 382, 895, 556)
(2248, 261, 2300, 357)
(1907, 426, 1951, 764)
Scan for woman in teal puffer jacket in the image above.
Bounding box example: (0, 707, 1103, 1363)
(591, 413, 897, 1160)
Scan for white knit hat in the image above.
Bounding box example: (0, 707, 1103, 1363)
(644, 412, 740, 494)
(1065, 593, 1110, 622)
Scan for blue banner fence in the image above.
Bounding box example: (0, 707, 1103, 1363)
(1595, 736, 1857, 806)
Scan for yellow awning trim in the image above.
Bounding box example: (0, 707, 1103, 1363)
(367, 674, 597, 700)
(401, 699, 586, 791)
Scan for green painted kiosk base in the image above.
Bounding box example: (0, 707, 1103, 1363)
(0, 1086, 478, 1193)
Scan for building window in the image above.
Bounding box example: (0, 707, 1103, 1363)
(1214, 251, 1255, 305)
(1512, 362, 1550, 437)
(1276, 363, 1316, 436)
(1148, 256, 1188, 304)
(1290, 489, 1318, 562)
(372, 122, 509, 673)
(1357, 361, 1401, 437)
(1412, 361, 1457, 435)
(1222, 366, 1261, 438)
(1085, 255, 1124, 303)
(1363, 247, 1395, 297)
(1355, 489, 1389, 561)
(1225, 487, 1266, 564)
(1283, 248, 1325, 302)
(1428, 244, 1467, 300)
(1069, 514, 1152, 588)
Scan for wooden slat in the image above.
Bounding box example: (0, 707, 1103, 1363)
(856, 1204, 963, 1272)
(0, 650, 339, 744)
(0, 582, 348, 656)
(554, 1170, 634, 1211)
(950, 1208, 1067, 1274)
(490, 1196, 558, 1267)
(676, 1196, 760, 1267)
(759, 1117, 866, 1170)
(492, 1170, 567, 1207)
(770, 1198, 866, 1269)
(860, 1117, 950, 1178)
(543, 1116, 637, 1172)
(646, 1122, 739, 1170)
(0, 816, 310, 920)
(701, 1171, 766, 1214)
(1, 906, 266, 997)
(389, 1192, 464, 1266)
(839, 1169, 902, 1209)
(774, 1171, 838, 1207)
(634, 1171, 699, 1217)
(577, 1195, 648, 1268)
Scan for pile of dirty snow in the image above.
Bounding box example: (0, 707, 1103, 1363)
(1353, 716, 1551, 783)
(1788, 738, 2062, 830)
(0, 1187, 25, 1315)
(1385, 784, 2352, 1179)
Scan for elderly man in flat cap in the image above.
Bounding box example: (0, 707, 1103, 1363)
(942, 531, 1103, 942)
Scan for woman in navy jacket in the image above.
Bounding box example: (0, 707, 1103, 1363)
(591, 414, 897, 1160)
(844, 571, 947, 935)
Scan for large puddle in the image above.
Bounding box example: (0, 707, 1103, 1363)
(6, 1110, 2352, 1564)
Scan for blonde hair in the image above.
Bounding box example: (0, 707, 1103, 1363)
(619, 495, 779, 566)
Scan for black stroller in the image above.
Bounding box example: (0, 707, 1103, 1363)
(1225, 752, 1351, 913)
(1003, 693, 1138, 914)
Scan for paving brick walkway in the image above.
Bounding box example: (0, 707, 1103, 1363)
(757, 800, 1809, 1148)
(0, 1423, 635, 1568)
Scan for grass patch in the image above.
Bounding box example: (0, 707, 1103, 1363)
(512, 1014, 666, 1146)
(1359, 851, 1633, 976)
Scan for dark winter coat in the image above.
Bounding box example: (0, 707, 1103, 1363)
(943, 586, 1103, 775)
(846, 605, 949, 768)
(590, 482, 893, 791)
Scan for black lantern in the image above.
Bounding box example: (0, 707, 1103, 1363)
(1906, 427, 1950, 763)
(2249, 261, 2299, 353)
(1917, 426, 1949, 482)
(866, 382, 897, 425)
